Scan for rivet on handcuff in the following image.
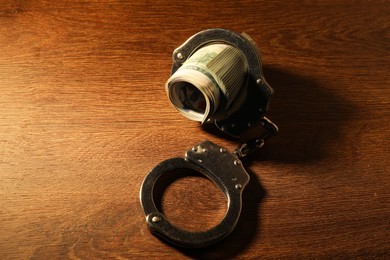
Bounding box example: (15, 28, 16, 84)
(140, 28, 278, 248)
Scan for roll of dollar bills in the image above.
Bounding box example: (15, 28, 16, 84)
(166, 43, 248, 123)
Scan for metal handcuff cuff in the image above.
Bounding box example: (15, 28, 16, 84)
(140, 29, 278, 248)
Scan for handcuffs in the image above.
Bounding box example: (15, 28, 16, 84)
(140, 29, 278, 248)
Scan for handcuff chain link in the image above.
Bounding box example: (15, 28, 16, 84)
(234, 117, 278, 158)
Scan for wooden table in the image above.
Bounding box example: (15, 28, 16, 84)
(1, 1, 389, 258)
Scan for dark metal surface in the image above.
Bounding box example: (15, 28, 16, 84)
(139, 140, 250, 248)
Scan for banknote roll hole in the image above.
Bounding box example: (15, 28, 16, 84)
(169, 81, 206, 114)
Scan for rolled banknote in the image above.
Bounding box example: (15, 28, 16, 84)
(166, 43, 248, 123)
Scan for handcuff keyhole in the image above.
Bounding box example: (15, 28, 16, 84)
(153, 168, 227, 232)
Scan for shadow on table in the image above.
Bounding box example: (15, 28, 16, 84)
(203, 65, 357, 163)
(177, 65, 357, 258)
(255, 66, 357, 163)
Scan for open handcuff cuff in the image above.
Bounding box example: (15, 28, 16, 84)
(140, 29, 278, 248)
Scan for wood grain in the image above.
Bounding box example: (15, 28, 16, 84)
(1, 0, 389, 258)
